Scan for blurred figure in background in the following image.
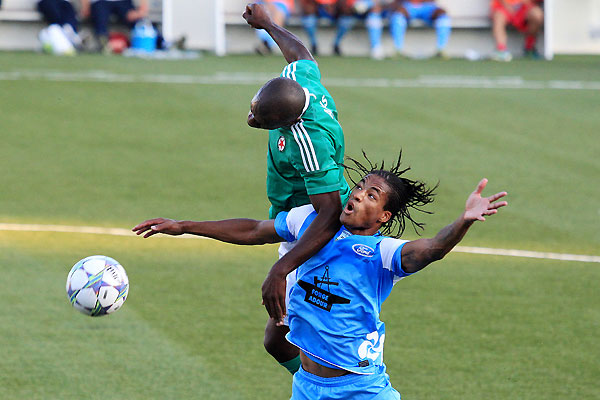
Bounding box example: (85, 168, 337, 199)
(80, 0, 148, 51)
(392, 0, 451, 58)
(299, 0, 359, 55)
(299, 0, 335, 55)
(255, 0, 294, 55)
(37, 0, 83, 51)
(361, 0, 451, 60)
(372, 0, 451, 60)
(490, 0, 544, 61)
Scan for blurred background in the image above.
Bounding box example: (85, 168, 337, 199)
(0, 0, 599, 58)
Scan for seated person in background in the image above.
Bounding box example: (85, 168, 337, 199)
(490, 0, 544, 61)
(80, 0, 148, 51)
(363, 0, 451, 60)
(132, 153, 508, 399)
(255, 0, 295, 55)
(299, 0, 359, 56)
(37, 0, 83, 49)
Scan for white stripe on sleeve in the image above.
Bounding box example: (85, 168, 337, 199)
(380, 237, 409, 284)
(291, 122, 314, 172)
(297, 122, 320, 171)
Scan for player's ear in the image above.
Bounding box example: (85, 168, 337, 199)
(378, 210, 392, 224)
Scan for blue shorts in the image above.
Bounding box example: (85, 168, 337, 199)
(291, 366, 401, 400)
(403, 1, 439, 25)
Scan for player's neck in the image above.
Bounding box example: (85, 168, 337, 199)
(344, 225, 381, 237)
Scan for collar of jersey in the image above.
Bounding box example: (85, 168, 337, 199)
(300, 87, 310, 117)
(335, 227, 383, 241)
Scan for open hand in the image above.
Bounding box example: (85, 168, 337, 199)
(261, 268, 287, 326)
(132, 218, 183, 238)
(242, 3, 273, 30)
(464, 179, 508, 222)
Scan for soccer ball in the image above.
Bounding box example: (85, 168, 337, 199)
(66, 255, 129, 316)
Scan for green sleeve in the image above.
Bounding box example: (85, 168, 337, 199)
(303, 169, 344, 196)
(287, 125, 343, 196)
(280, 60, 321, 87)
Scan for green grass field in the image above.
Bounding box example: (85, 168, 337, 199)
(1, 52, 599, 399)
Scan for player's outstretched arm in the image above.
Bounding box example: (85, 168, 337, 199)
(261, 191, 342, 325)
(243, 3, 315, 63)
(132, 217, 283, 245)
(401, 179, 508, 274)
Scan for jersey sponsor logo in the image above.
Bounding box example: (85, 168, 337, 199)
(297, 266, 350, 312)
(358, 331, 385, 363)
(352, 243, 375, 257)
(277, 136, 285, 151)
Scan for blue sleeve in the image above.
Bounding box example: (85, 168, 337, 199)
(274, 211, 295, 243)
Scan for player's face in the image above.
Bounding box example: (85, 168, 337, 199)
(340, 174, 392, 235)
(247, 92, 266, 129)
(247, 86, 300, 130)
(247, 90, 283, 130)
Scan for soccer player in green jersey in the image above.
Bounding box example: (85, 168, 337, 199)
(243, 3, 351, 374)
(133, 3, 351, 375)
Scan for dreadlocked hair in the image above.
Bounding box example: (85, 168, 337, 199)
(343, 150, 438, 238)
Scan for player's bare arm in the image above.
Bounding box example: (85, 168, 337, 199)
(401, 179, 508, 274)
(132, 217, 282, 245)
(261, 191, 342, 325)
(243, 3, 315, 63)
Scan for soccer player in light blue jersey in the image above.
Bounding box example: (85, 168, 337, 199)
(133, 154, 507, 398)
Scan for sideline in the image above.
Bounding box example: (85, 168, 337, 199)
(1, 70, 600, 90)
(1, 223, 598, 263)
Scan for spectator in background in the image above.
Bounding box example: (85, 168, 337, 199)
(255, 0, 294, 55)
(80, 0, 148, 51)
(490, 0, 544, 61)
(299, 0, 358, 55)
(37, 0, 83, 49)
(363, 0, 451, 60)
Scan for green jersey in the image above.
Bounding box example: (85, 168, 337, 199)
(267, 60, 351, 218)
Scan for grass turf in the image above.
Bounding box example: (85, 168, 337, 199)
(0, 52, 599, 399)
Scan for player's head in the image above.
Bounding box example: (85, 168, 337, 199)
(341, 151, 437, 237)
(247, 77, 306, 130)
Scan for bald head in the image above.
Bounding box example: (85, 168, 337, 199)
(248, 77, 306, 130)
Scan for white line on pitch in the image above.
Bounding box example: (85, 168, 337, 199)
(1, 70, 600, 90)
(1, 223, 598, 264)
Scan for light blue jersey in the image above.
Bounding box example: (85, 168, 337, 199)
(275, 205, 414, 377)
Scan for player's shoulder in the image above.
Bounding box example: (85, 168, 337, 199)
(287, 204, 317, 222)
(277, 204, 317, 241)
(281, 59, 321, 83)
(379, 237, 409, 264)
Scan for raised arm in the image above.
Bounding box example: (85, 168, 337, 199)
(261, 191, 342, 324)
(243, 3, 315, 63)
(401, 179, 508, 273)
(132, 217, 283, 245)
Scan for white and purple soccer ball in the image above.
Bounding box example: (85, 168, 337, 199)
(66, 255, 129, 316)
